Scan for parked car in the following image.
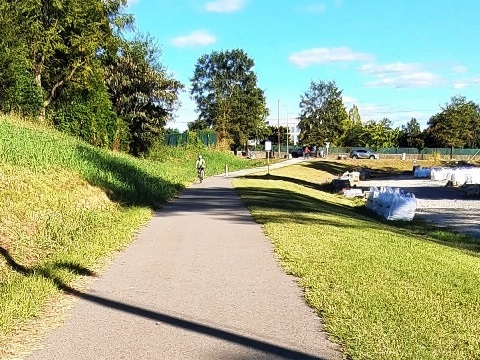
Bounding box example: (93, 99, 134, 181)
(290, 148, 303, 158)
(349, 148, 379, 159)
(290, 146, 317, 158)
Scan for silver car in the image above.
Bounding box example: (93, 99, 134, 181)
(349, 148, 379, 159)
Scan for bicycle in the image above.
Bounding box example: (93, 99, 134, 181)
(197, 167, 205, 183)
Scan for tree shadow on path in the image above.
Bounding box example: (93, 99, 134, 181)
(0, 247, 331, 360)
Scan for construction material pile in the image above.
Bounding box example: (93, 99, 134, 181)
(366, 187, 417, 221)
(430, 167, 480, 185)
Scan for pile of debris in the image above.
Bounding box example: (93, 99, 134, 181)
(431, 166, 480, 186)
(331, 168, 373, 198)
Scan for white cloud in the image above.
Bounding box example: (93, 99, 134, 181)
(342, 96, 358, 105)
(289, 47, 374, 68)
(171, 30, 216, 48)
(453, 82, 468, 89)
(365, 72, 443, 88)
(453, 77, 480, 89)
(354, 103, 432, 126)
(359, 62, 421, 75)
(452, 65, 468, 73)
(359, 61, 444, 88)
(205, 0, 245, 13)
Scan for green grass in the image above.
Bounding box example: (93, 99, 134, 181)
(233, 163, 480, 360)
(0, 114, 269, 349)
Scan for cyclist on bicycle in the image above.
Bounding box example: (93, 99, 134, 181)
(196, 154, 206, 172)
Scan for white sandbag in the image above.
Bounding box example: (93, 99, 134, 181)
(430, 167, 446, 181)
(414, 167, 431, 178)
(366, 186, 416, 221)
(387, 191, 417, 221)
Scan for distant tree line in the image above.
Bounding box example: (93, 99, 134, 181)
(297, 80, 480, 154)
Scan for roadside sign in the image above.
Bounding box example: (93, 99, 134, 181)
(265, 140, 272, 151)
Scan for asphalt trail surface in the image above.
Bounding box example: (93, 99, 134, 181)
(26, 159, 341, 360)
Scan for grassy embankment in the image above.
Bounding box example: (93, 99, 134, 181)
(0, 115, 268, 351)
(233, 160, 480, 360)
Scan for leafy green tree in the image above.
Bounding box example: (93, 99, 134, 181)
(362, 118, 399, 148)
(342, 104, 363, 146)
(348, 104, 362, 125)
(190, 49, 269, 150)
(298, 80, 348, 146)
(0, 42, 42, 116)
(0, 0, 132, 120)
(398, 118, 424, 148)
(265, 126, 289, 145)
(426, 95, 480, 154)
(105, 35, 183, 156)
(188, 119, 209, 131)
(51, 74, 120, 149)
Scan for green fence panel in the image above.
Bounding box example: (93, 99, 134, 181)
(164, 131, 216, 147)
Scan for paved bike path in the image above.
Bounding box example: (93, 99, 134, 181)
(27, 160, 341, 359)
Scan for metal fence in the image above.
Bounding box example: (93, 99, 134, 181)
(328, 147, 480, 156)
(164, 131, 217, 147)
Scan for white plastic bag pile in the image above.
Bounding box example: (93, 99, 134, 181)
(343, 188, 363, 198)
(366, 187, 417, 221)
(341, 171, 361, 182)
(414, 167, 431, 178)
(430, 167, 480, 185)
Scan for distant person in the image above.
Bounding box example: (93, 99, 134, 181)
(196, 154, 206, 172)
(304, 146, 310, 159)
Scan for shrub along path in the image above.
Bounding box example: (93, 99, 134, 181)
(26, 158, 341, 360)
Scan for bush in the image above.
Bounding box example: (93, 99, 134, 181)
(51, 79, 120, 149)
(0, 44, 42, 116)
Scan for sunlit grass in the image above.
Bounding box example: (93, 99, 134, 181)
(233, 163, 480, 360)
(0, 114, 267, 346)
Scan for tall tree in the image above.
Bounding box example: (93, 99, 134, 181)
(348, 104, 362, 125)
(0, 0, 132, 120)
(342, 104, 363, 146)
(190, 49, 268, 149)
(426, 95, 480, 153)
(105, 35, 183, 155)
(298, 80, 348, 146)
(398, 118, 423, 148)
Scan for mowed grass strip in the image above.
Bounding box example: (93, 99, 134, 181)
(233, 163, 480, 360)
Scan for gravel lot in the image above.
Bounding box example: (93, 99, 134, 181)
(358, 175, 480, 239)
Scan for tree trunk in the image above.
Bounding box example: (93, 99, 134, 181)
(450, 145, 453, 160)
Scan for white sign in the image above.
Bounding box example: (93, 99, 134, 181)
(265, 140, 272, 151)
(325, 142, 330, 149)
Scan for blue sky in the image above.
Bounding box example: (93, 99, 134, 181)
(127, 0, 480, 132)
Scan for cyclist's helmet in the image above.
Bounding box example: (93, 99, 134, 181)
(198, 155, 202, 159)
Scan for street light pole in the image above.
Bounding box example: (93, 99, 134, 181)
(277, 99, 280, 158)
(286, 106, 289, 158)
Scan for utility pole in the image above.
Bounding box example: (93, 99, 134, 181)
(277, 99, 280, 158)
(286, 106, 289, 158)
